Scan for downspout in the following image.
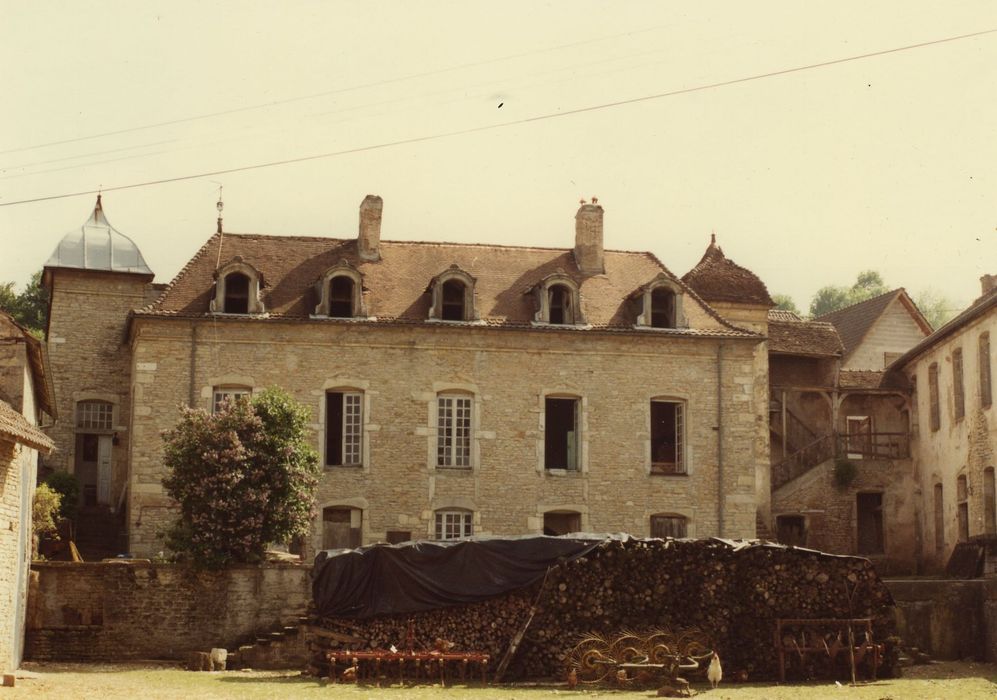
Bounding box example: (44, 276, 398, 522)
(188, 321, 198, 408)
(717, 341, 725, 538)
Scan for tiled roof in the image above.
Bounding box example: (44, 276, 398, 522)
(139, 232, 759, 338)
(681, 236, 774, 306)
(766, 310, 843, 357)
(891, 287, 997, 369)
(0, 400, 54, 453)
(0, 311, 55, 418)
(838, 369, 908, 391)
(815, 289, 930, 359)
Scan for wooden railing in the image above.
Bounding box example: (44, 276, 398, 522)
(836, 432, 909, 460)
(769, 400, 819, 455)
(772, 434, 835, 489)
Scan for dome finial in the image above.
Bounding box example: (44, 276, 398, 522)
(214, 184, 224, 234)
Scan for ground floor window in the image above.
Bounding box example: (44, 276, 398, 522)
(776, 515, 806, 547)
(543, 511, 581, 536)
(650, 514, 688, 539)
(385, 530, 411, 544)
(435, 509, 473, 540)
(322, 506, 362, 549)
(856, 492, 884, 555)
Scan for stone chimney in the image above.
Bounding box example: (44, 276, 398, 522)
(982, 274, 997, 296)
(574, 200, 604, 275)
(357, 194, 383, 261)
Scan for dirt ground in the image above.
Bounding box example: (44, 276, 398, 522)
(5, 661, 996, 699)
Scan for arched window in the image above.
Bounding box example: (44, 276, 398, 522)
(531, 272, 584, 326)
(634, 274, 686, 329)
(548, 284, 573, 325)
(328, 276, 355, 318)
(650, 287, 676, 328)
(441, 279, 466, 321)
(223, 272, 250, 314)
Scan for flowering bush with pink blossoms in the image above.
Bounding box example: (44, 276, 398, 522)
(161, 387, 320, 567)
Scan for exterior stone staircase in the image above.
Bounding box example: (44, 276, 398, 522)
(227, 614, 312, 670)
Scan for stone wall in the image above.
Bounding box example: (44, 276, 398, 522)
(25, 561, 311, 661)
(128, 317, 763, 557)
(888, 578, 997, 662)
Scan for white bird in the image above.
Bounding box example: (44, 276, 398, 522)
(707, 652, 723, 689)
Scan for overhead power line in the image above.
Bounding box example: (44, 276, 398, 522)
(2, 26, 994, 209)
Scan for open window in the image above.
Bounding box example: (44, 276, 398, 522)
(428, 265, 477, 322)
(437, 393, 472, 468)
(650, 513, 688, 539)
(530, 272, 584, 326)
(325, 390, 363, 467)
(634, 274, 686, 329)
(322, 506, 362, 549)
(74, 399, 115, 507)
(313, 261, 365, 318)
(543, 511, 581, 535)
(856, 492, 884, 555)
(545, 397, 579, 470)
(211, 257, 265, 314)
(651, 400, 685, 475)
(434, 509, 473, 540)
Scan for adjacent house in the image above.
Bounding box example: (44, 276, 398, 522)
(0, 311, 54, 671)
(42, 196, 769, 559)
(893, 275, 997, 571)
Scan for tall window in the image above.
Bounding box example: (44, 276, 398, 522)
(953, 348, 965, 421)
(856, 493, 885, 555)
(76, 400, 113, 430)
(213, 386, 251, 413)
(650, 288, 676, 328)
(223, 272, 250, 313)
(545, 397, 579, 470)
(650, 514, 688, 539)
(435, 509, 473, 540)
(548, 285, 574, 325)
(984, 467, 996, 536)
(441, 280, 466, 321)
(437, 394, 471, 468)
(933, 483, 944, 553)
(928, 363, 940, 432)
(328, 276, 355, 318)
(957, 475, 969, 542)
(326, 391, 363, 466)
(980, 333, 992, 408)
(651, 400, 685, 474)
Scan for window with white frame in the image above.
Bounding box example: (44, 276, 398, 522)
(437, 394, 472, 468)
(435, 509, 473, 540)
(213, 386, 251, 413)
(326, 391, 363, 466)
(76, 400, 113, 430)
(651, 400, 685, 474)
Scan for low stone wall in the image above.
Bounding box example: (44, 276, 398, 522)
(886, 578, 997, 662)
(25, 561, 311, 661)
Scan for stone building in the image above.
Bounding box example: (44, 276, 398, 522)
(0, 311, 54, 671)
(42, 196, 769, 558)
(894, 275, 997, 571)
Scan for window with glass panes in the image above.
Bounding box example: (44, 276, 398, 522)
(437, 394, 471, 467)
(212, 387, 251, 413)
(435, 510, 472, 540)
(76, 400, 113, 430)
(326, 391, 363, 466)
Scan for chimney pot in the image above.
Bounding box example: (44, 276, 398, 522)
(982, 274, 997, 296)
(574, 202, 605, 275)
(358, 195, 383, 261)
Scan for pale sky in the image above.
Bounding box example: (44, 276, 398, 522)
(2, 1, 996, 314)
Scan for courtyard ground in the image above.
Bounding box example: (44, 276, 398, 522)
(5, 661, 996, 699)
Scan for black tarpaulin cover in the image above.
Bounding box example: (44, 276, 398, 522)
(311, 534, 606, 619)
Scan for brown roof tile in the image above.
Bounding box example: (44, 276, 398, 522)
(891, 287, 997, 368)
(838, 369, 908, 391)
(681, 236, 774, 306)
(140, 233, 759, 338)
(0, 400, 54, 453)
(766, 310, 843, 357)
(815, 289, 930, 360)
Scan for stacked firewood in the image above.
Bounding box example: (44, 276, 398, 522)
(308, 538, 897, 681)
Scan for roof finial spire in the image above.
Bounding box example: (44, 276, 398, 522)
(96, 188, 102, 211)
(215, 184, 224, 234)
(710, 231, 716, 245)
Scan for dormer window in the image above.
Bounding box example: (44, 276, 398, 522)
(634, 275, 686, 329)
(313, 261, 366, 319)
(210, 257, 265, 314)
(224, 272, 250, 313)
(531, 273, 584, 326)
(429, 265, 477, 322)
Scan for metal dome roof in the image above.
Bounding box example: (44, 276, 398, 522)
(44, 196, 153, 275)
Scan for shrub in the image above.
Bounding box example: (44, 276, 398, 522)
(44, 471, 79, 521)
(33, 483, 62, 541)
(161, 387, 320, 568)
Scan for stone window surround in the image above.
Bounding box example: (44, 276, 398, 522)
(634, 274, 688, 330)
(211, 385, 252, 413)
(315, 378, 375, 471)
(314, 496, 369, 550)
(530, 272, 587, 327)
(312, 261, 367, 318)
(534, 504, 589, 534)
(433, 507, 474, 540)
(72, 392, 122, 435)
(537, 389, 588, 475)
(200, 376, 257, 414)
(650, 511, 691, 538)
(420, 382, 487, 472)
(645, 393, 691, 477)
(427, 265, 479, 322)
(209, 258, 265, 315)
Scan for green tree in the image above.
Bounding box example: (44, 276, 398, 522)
(809, 285, 852, 318)
(32, 484, 62, 558)
(809, 270, 890, 318)
(772, 294, 801, 315)
(0, 271, 48, 336)
(914, 288, 959, 331)
(161, 387, 320, 568)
